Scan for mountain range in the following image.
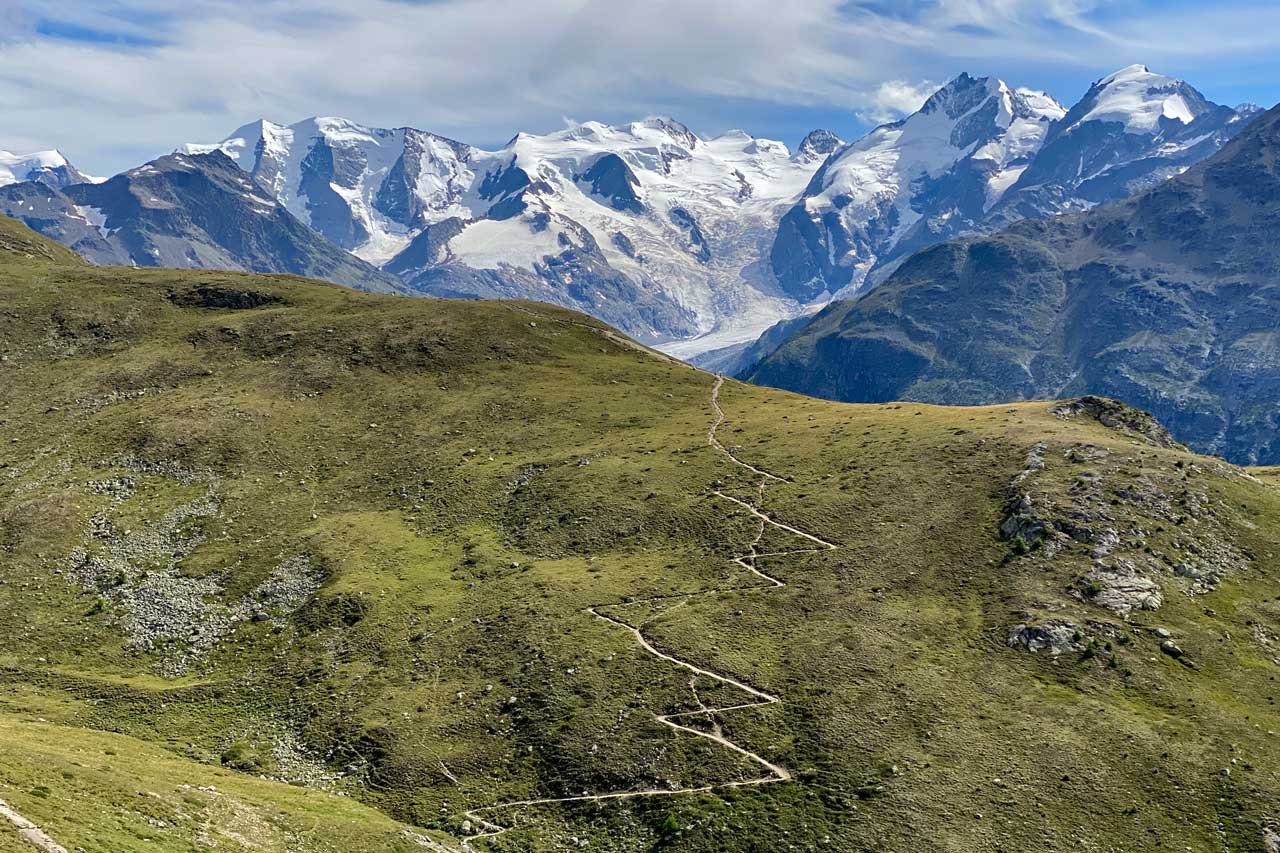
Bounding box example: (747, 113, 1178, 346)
(181, 115, 843, 345)
(0, 65, 1258, 355)
(747, 100, 1280, 464)
(769, 66, 1257, 305)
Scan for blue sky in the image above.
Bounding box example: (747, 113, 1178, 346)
(2, 0, 1279, 175)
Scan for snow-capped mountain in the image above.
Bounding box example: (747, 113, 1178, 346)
(769, 66, 1258, 304)
(987, 65, 1259, 226)
(184, 118, 477, 262)
(0, 150, 402, 293)
(0, 149, 91, 190)
(1, 64, 1252, 360)
(186, 117, 842, 346)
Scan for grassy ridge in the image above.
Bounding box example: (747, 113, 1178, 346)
(1, 218, 1279, 850)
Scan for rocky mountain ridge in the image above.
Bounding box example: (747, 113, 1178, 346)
(0, 150, 403, 293)
(747, 101, 1280, 465)
(768, 65, 1258, 304)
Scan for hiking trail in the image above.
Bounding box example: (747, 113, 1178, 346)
(459, 375, 836, 847)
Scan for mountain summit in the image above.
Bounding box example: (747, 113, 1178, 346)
(186, 114, 840, 345)
(768, 66, 1256, 304)
(769, 73, 1066, 302)
(0, 149, 91, 189)
(747, 101, 1280, 464)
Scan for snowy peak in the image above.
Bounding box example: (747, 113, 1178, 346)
(185, 116, 479, 259)
(917, 72, 1000, 119)
(768, 66, 1253, 304)
(1064, 64, 1212, 135)
(997, 64, 1251, 219)
(912, 72, 1063, 127)
(631, 117, 700, 149)
(0, 149, 91, 189)
(808, 72, 1060, 220)
(182, 119, 285, 168)
(795, 130, 843, 164)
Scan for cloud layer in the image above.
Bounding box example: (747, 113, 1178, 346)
(3, 0, 1279, 174)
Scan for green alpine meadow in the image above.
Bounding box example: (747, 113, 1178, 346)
(1, 215, 1279, 850)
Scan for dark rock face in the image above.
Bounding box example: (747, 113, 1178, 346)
(299, 139, 370, 250)
(24, 162, 90, 190)
(611, 231, 638, 259)
(747, 103, 1280, 465)
(3, 152, 403, 294)
(796, 129, 843, 163)
(669, 207, 711, 264)
(383, 217, 467, 276)
(477, 160, 535, 221)
(0, 181, 131, 265)
(577, 154, 643, 213)
(479, 159, 531, 202)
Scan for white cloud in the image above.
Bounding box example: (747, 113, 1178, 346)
(857, 80, 942, 125)
(1, 0, 1278, 174)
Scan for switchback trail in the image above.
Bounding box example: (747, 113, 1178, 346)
(459, 375, 837, 848)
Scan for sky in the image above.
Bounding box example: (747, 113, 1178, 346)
(2, 0, 1280, 176)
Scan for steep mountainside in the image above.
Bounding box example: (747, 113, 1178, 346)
(0, 151, 404, 293)
(188, 117, 842, 345)
(3, 216, 1280, 851)
(987, 65, 1259, 227)
(770, 66, 1256, 303)
(748, 102, 1280, 465)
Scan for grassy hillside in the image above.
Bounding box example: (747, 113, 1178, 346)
(2, 217, 1280, 851)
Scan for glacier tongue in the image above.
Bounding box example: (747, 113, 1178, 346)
(176, 64, 1253, 358)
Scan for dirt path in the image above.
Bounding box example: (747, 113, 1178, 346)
(0, 800, 68, 853)
(459, 375, 836, 847)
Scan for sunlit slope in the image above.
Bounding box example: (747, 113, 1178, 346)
(1, 218, 1279, 851)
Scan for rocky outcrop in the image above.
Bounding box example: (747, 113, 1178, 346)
(1051, 397, 1179, 449)
(1007, 621, 1085, 655)
(577, 154, 643, 213)
(59, 458, 323, 677)
(794, 129, 843, 164)
(997, 432, 1251, 623)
